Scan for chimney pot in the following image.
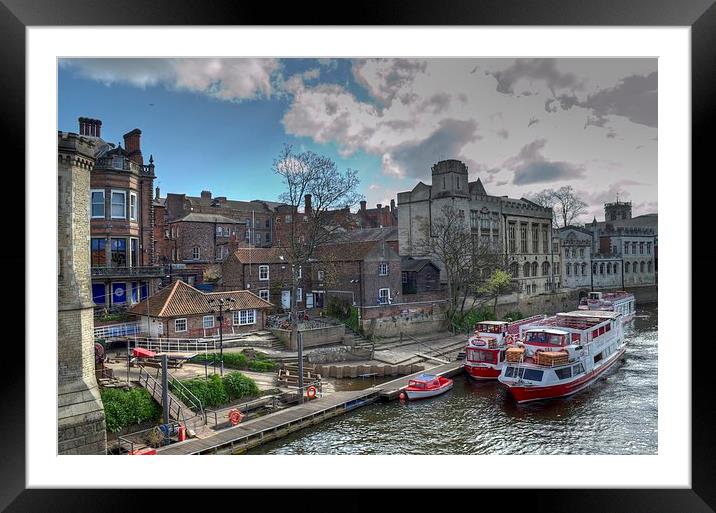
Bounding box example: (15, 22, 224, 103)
(377, 204, 382, 210)
(305, 194, 312, 213)
(390, 199, 395, 212)
(155, 187, 160, 200)
(360, 200, 366, 211)
(123, 128, 143, 165)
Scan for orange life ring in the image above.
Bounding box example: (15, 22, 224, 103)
(228, 409, 243, 426)
(306, 385, 317, 399)
(505, 334, 515, 345)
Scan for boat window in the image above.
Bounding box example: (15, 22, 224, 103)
(505, 366, 524, 378)
(555, 367, 572, 380)
(571, 333, 581, 344)
(548, 334, 564, 346)
(572, 363, 585, 375)
(469, 350, 497, 364)
(522, 369, 544, 381)
(605, 323, 611, 332)
(594, 352, 603, 364)
(592, 329, 599, 339)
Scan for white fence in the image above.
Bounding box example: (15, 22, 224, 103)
(132, 337, 218, 353)
(94, 321, 142, 339)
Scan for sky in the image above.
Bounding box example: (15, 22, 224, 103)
(58, 58, 657, 222)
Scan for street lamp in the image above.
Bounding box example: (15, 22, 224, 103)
(207, 297, 236, 376)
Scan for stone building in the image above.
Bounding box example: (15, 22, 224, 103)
(57, 130, 107, 454)
(84, 118, 165, 309)
(397, 159, 558, 297)
(128, 280, 272, 338)
(559, 226, 593, 290)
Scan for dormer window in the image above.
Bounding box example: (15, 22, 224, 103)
(112, 157, 124, 169)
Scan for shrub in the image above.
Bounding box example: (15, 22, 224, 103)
(223, 372, 260, 399)
(451, 307, 496, 333)
(502, 311, 525, 322)
(101, 387, 162, 433)
(191, 352, 248, 369)
(248, 359, 276, 372)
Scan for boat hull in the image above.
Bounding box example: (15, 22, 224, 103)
(405, 381, 453, 400)
(503, 346, 626, 403)
(464, 365, 501, 380)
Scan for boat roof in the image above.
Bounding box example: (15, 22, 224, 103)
(525, 328, 569, 335)
(558, 310, 621, 319)
(411, 373, 438, 382)
(476, 320, 509, 325)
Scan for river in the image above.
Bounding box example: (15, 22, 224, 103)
(248, 303, 658, 455)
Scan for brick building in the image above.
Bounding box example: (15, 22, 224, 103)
(83, 118, 166, 309)
(57, 130, 107, 454)
(128, 280, 272, 338)
(356, 199, 398, 228)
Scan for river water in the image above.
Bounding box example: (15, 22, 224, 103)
(249, 304, 658, 455)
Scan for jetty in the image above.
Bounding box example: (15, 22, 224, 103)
(155, 360, 463, 455)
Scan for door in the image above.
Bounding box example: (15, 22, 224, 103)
(314, 291, 325, 308)
(281, 290, 291, 309)
(306, 293, 314, 308)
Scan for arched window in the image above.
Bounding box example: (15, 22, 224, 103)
(614, 263, 619, 274)
(523, 262, 531, 277)
(510, 262, 519, 277)
(532, 262, 538, 277)
(633, 261, 639, 273)
(648, 261, 653, 273)
(542, 262, 550, 276)
(565, 263, 571, 276)
(593, 264, 598, 275)
(640, 261, 645, 273)
(625, 262, 630, 273)
(581, 262, 587, 275)
(600, 263, 605, 274)
(606, 263, 611, 274)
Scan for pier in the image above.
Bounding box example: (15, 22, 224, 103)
(155, 360, 463, 455)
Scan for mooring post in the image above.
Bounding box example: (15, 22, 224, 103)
(162, 353, 169, 444)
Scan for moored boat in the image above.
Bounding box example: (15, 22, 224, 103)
(578, 291, 636, 324)
(404, 373, 453, 400)
(463, 316, 546, 380)
(497, 310, 627, 403)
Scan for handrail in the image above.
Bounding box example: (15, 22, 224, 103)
(168, 375, 205, 421)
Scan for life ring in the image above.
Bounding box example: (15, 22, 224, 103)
(228, 409, 243, 426)
(505, 334, 515, 345)
(306, 386, 317, 399)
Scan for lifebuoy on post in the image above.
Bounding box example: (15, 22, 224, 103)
(228, 409, 243, 426)
(306, 385, 317, 399)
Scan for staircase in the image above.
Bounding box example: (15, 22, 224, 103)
(137, 365, 206, 433)
(344, 326, 374, 358)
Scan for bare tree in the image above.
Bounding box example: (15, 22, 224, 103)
(416, 204, 503, 326)
(530, 186, 587, 228)
(272, 145, 362, 402)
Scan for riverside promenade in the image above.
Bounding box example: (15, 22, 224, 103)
(156, 360, 463, 455)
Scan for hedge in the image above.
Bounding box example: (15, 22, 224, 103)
(101, 387, 162, 433)
(171, 372, 260, 408)
(190, 352, 276, 372)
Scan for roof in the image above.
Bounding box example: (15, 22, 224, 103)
(477, 320, 509, 325)
(231, 240, 395, 265)
(173, 213, 243, 224)
(128, 280, 272, 318)
(335, 226, 398, 243)
(186, 195, 273, 213)
(412, 373, 437, 382)
(232, 247, 289, 264)
(401, 257, 437, 272)
(558, 310, 621, 319)
(526, 328, 570, 335)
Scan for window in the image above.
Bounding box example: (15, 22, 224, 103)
(470, 210, 478, 229)
(255, 233, 261, 245)
(510, 262, 519, 278)
(648, 261, 653, 273)
(378, 288, 390, 304)
(542, 226, 549, 253)
(296, 287, 303, 302)
(379, 262, 389, 276)
(633, 261, 639, 273)
(285, 214, 292, 223)
(130, 238, 138, 267)
(91, 190, 105, 218)
(91, 238, 106, 266)
(203, 315, 214, 329)
(520, 224, 528, 253)
(532, 224, 539, 253)
(456, 176, 461, 189)
(296, 266, 302, 279)
(171, 248, 177, 262)
(523, 262, 530, 277)
(111, 190, 126, 219)
(259, 265, 269, 281)
(555, 367, 572, 380)
(600, 263, 605, 274)
(572, 363, 585, 375)
(508, 223, 516, 253)
(259, 289, 269, 301)
(640, 261, 645, 273)
(192, 246, 200, 260)
(317, 270, 325, 281)
(111, 238, 127, 267)
(580, 248, 584, 258)
(235, 309, 256, 325)
(581, 263, 587, 276)
(566, 263, 571, 276)
(402, 272, 408, 283)
(175, 318, 187, 332)
(647, 242, 652, 254)
(531, 262, 538, 277)
(129, 192, 138, 221)
(640, 242, 644, 254)
(522, 369, 544, 381)
(265, 219, 271, 229)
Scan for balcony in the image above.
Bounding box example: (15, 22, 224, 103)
(91, 265, 167, 279)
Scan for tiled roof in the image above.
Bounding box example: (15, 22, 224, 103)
(401, 257, 436, 272)
(128, 280, 272, 318)
(335, 226, 398, 243)
(230, 240, 393, 265)
(173, 213, 243, 224)
(232, 247, 289, 264)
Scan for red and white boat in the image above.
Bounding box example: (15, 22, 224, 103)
(497, 310, 627, 403)
(463, 316, 546, 380)
(404, 374, 454, 400)
(578, 291, 636, 323)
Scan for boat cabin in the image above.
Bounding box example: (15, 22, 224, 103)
(523, 328, 569, 347)
(474, 321, 509, 334)
(407, 374, 441, 389)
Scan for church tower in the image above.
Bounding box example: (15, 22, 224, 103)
(431, 159, 470, 199)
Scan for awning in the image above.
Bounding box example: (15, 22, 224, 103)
(132, 347, 157, 358)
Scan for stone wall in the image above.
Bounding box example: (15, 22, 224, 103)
(359, 301, 447, 338)
(271, 324, 346, 350)
(492, 289, 583, 319)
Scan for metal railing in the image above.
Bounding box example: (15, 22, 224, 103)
(133, 337, 217, 353)
(91, 265, 167, 278)
(168, 375, 205, 422)
(95, 321, 142, 339)
(117, 421, 181, 454)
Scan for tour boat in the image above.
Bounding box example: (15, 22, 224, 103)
(497, 310, 627, 403)
(578, 291, 636, 323)
(463, 316, 546, 380)
(404, 373, 453, 400)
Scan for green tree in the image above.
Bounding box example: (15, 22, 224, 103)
(481, 269, 515, 315)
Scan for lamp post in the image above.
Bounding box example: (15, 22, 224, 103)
(208, 297, 235, 376)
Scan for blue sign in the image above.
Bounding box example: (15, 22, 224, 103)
(112, 283, 126, 304)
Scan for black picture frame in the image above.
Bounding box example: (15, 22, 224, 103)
(6, 0, 713, 511)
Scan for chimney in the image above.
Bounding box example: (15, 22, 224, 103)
(155, 187, 160, 200)
(390, 199, 395, 212)
(123, 128, 143, 165)
(78, 117, 102, 137)
(377, 204, 382, 210)
(201, 190, 212, 200)
(305, 194, 312, 214)
(360, 200, 366, 212)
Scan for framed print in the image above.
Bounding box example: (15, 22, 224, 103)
(6, 0, 715, 511)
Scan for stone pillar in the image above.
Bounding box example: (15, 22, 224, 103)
(57, 134, 107, 454)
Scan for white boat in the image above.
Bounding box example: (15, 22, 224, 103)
(404, 374, 453, 400)
(578, 291, 636, 324)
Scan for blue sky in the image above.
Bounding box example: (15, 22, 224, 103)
(58, 58, 657, 220)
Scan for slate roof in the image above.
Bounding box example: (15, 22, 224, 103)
(128, 280, 272, 318)
(401, 257, 437, 272)
(173, 213, 244, 224)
